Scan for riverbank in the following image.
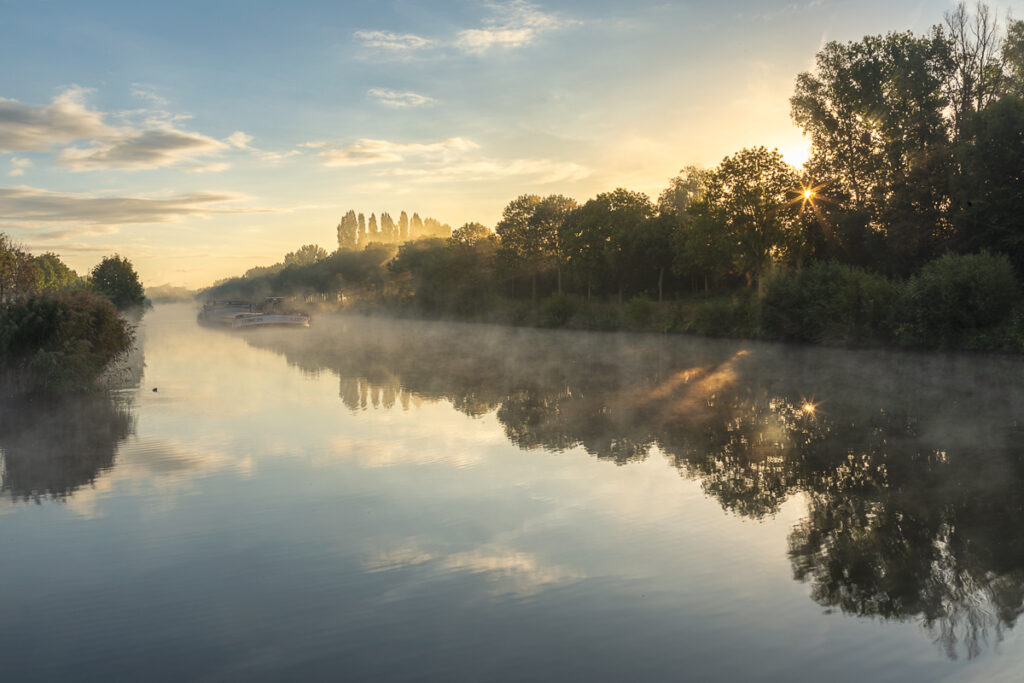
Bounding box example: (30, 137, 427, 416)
(291, 255, 1024, 355)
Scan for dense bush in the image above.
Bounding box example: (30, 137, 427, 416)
(540, 294, 577, 327)
(0, 291, 134, 393)
(895, 251, 1020, 348)
(760, 262, 895, 344)
(686, 295, 758, 337)
(623, 296, 654, 328)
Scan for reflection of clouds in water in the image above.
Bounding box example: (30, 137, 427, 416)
(329, 434, 487, 470)
(64, 435, 251, 519)
(364, 541, 584, 596)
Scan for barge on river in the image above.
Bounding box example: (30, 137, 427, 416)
(198, 298, 311, 329)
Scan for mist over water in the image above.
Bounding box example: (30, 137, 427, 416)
(1, 303, 1023, 681)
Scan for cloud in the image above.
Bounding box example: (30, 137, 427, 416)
(0, 185, 261, 230)
(8, 157, 31, 177)
(0, 87, 116, 152)
(226, 131, 254, 149)
(130, 84, 170, 108)
(185, 161, 232, 173)
(0, 88, 277, 172)
(320, 134, 589, 185)
(319, 137, 478, 167)
(59, 128, 228, 171)
(456, 0, 569, 51)
(367, 88, 436, 108)
(354, 30, 434, 51)
(225, 130, 300, 163)
(356, 1, 574, 56)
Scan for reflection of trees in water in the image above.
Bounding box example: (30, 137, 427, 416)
(245, 317, 1024, 657)
(0, 396, 133, 502)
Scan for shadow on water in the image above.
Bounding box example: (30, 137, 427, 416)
(242, 313, 1024, 659)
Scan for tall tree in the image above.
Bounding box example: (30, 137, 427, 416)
(399, 211, 410, 240)
(559, 189, 653, 303)
(495, 194, 577, 299)
(90, 254, 145, 309)
(380, 212, 396, 242)
(944, 2, 1003, 143)
(337, 210, 358, 251)
(368, 213, 379, 240)
(411, 213, 424, 239)
(658, 166, 709, 218)
(357, 213, 366, 246)
(690, 147, 801, 286)
(952, 94, 1024, 270)
(1006, 19, 1024, 97)
(791, 30, 954, 272)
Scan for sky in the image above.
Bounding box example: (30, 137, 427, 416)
(2, 0, 1023, 288)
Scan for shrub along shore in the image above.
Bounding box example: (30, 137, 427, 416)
(0, 236, 144, 394)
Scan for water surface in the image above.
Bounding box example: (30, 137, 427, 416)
(2, 303, 1023, 681)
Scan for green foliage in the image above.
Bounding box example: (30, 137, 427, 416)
(760, 262, 896, 344)
(448, 222, 493, 247)
(0, 290, 133, 393)
(389, 237, 498, 316)
(496, 194, 577, 297)
(284, 244, 328, 267)
(90, 255, 145, 310)
(895, 251, 1019, 347)
(952, 95, 1024, 271)
(34, 253, 80, 292)
(623, 296, 654, 328)
(337, 210, 358, 250)
(560, 188, 653, 300)
(791, 31, 952, 272)
(1006, 19, 1024, 97)
(540, 293, 576, 327)
(0, 233, 38, 301)
(686, 296, 759, 338)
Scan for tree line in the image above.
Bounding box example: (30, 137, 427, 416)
(336, 210, 452, 250)
(207, 3, 1024, 350)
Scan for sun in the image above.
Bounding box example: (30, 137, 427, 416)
(803, 189, 815, 200)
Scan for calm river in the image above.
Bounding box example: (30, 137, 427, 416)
(2, 302, 1024, 681)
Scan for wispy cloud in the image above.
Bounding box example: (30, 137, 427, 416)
(0, 89, 302, 172)
(355, 1, 574, 57)
(456, 0, 570, 52)
(368, 88, 436, 108)
(354, 30, 434, 51)
(8, 157, 31, 177)
(130, 83, 170, 108)
(225, 130, 300, 163)
(0, 185, 263, 231)
(319, 134, 590, 185)
(0, 87, 115, 152)
(59, 128, 228, 171)
(319, 137, 478, 167)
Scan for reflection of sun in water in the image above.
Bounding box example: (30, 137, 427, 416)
(802, 402, 816, 414)
(803, 189, 815, 200)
